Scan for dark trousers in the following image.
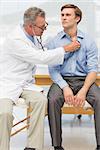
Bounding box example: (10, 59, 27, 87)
(47, 77, 100, 147)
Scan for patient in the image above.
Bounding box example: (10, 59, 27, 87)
(46, 4, 100, 150)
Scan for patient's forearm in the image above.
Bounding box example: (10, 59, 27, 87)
(82, 72, 97, 93)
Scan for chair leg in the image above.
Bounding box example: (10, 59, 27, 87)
(27, 103, 33, 128)
(77, 114, 82, 120)
(11, 116, 30, 136)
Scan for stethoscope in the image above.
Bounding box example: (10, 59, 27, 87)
(35, 36, 45, 51)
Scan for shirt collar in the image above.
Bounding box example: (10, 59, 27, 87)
(21, 24, 34, 43)
(59, 29, 84, 40)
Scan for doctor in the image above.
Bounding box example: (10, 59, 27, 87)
(0, 7, 80, 150)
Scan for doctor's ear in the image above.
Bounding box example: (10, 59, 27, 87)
(29, 24, 33, 28)
(28, 24, 35, 32)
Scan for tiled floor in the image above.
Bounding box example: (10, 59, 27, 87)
(10, 114, 96, 150)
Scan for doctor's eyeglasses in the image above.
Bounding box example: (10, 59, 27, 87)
(33, 22, 48, 31)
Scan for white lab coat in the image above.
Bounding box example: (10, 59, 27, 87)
(0, 25, 64, 102)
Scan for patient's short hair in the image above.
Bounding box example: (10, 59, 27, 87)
(61, 4, 82, 24)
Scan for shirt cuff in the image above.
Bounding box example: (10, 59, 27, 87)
(57, 80, 69, 89)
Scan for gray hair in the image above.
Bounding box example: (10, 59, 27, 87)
(24, 7, 45, 25)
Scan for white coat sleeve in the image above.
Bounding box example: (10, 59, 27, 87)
(8, 39, 64, 66)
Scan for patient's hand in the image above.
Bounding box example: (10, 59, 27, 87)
(63, 41, 80, 52)
(63, 86, 74, 105)
(73, 88, 86, 107)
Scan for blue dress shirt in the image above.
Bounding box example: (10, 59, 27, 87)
(45, 30, 98, 89)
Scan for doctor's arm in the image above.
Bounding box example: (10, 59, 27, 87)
(10, 39, 80, 66)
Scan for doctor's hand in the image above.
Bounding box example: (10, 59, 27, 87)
(63, 41, 80, 52)
(63, 86, 74, 105)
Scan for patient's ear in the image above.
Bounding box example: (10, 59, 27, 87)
(76, 16, 80, 24)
